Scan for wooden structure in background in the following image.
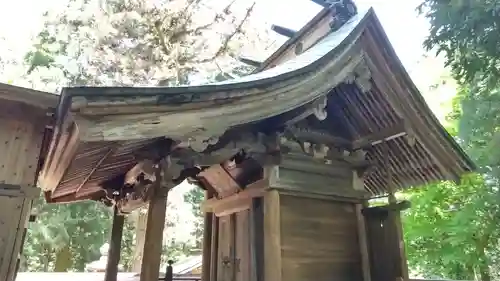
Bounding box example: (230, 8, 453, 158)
(0, 84, 57, 281)
(35, 2, 475, 281)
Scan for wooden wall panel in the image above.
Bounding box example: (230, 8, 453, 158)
(279, 194, 362, 281)
(0, 117, 46, 281)
(0, 119, 43, 185)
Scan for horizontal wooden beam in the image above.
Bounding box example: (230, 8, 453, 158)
(352, 122, 407, 149)
(285, 127, 352, 149)
(238, 56, 262, 68)
(361, 200, 411, 219)
(271, 25, 297, 38)
(201, 186, 265, 217)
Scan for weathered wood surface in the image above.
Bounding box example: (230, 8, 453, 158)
(268, 154, 369, 201)
(213, 211, 252, 281)
(104, 207, 125, 281)
(279, 194, 362, 281)
(364, 204, 409, 281)
(216, 215, 233, 281)
(0, 114, 50, 281)
(201, 192, 213, 281)
(263, 190, 281, 281)
(140, 164, 168, 281)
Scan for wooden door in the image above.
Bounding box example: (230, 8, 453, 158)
(216, 210, 252, 281)
(217, 215, 234, 281)
(235, 210, 251, 281)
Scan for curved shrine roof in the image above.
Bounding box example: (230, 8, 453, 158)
(37, 8, 474, 203)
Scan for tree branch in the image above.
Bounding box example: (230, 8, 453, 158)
(194, 1, 255, 64)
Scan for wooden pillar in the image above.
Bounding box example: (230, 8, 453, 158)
(104, 206, 125, 281)
(209, 214, 219, 281)
(165, 260, 174, 281)
(201, 191, 213, 281)
(387, 194, 409, 281)
(384, 141, 409, 281)
(140, 162, 169, 281)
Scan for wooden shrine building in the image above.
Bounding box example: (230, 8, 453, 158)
(32, 3, 474, 281)
(0, 83, 57, 281)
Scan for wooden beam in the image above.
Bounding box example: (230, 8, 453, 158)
(140, 164, 169, 281)
(238, 56, 262, 68)
(201, 186, 265, 216)
(104, 206, 125, 281)
(271, 25, 297, 38)
(352, 122, 407, 149)
(286, 127, 352, 149)
(361, 201, 411, 218)
(198, 164, 242, 198)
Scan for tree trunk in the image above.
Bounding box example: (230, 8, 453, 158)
(131, 208, 148, 272)
(54, 245, 72, 272)
(477, 248, 491, 281)
(43, 246, 51, 271)
(476, 238, 491, 281)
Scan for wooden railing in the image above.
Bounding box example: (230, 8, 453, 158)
(170, 277, 201, 281)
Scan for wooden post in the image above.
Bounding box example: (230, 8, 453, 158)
(140, 161, 169, 281)
(201, 191, 213, 281)
(384, 141, 409, 281)
(104, 206, 125, 281)
(165, 260, 173, 281)
(209, 214, 219, 281)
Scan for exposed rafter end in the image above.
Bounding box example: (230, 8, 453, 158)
(271, 24, 297, 38)
(238, 56, 262, 68)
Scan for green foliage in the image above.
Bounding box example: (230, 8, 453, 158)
(403, 174, 500, 280)
(403, 2, 500, 279)
(183, 186, 205, 249)
(23, 196, 113, 271)
(417, 0, 500, 87)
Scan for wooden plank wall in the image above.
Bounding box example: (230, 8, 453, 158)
(0, 117, 46, 281)
(269, 192, 363, 281)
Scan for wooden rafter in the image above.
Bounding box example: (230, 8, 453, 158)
(271, 25, 297, 38)
(238, 56, 262, 67)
